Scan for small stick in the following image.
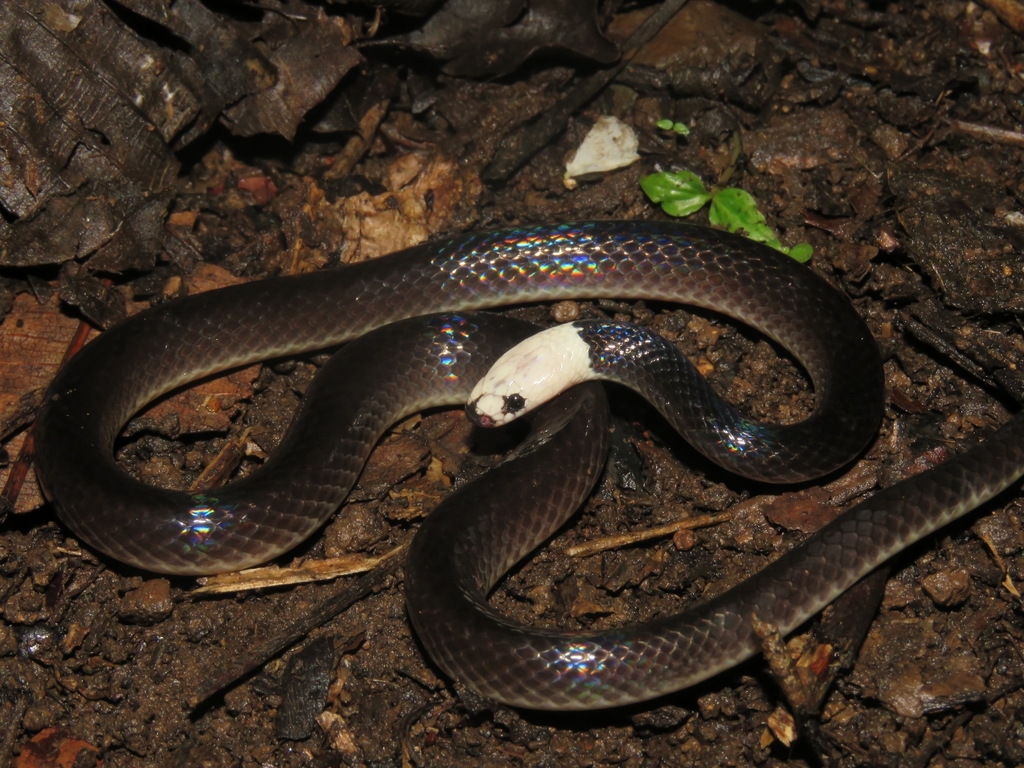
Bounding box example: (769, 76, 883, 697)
(949, 119, 1024, 148)
(193, 545, 404, 594)
(563, 511, 732, 558)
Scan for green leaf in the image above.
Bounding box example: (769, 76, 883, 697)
(708, 188, 772, 239)
(640, 170, 706, 202)
(784, 243, 814, 263)
(655, 119, 690, 135)
(641, 171, 812, 263)
(660, 196, 708, 217)
(640, 171, 711, 217)
(709, 188, 812, 262)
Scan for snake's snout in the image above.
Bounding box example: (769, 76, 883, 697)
(466, 400, 496, 428)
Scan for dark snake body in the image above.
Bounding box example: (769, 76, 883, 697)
(33, 221, 1024, 708)
(409, 375, 1024, 708)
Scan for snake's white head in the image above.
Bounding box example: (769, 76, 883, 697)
(467, 324, 593, 427)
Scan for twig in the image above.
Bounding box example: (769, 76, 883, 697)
(563, 511, 731, 558)
(979, 530, 1022, 602)
(324, 99, 391, 180)
(193, 545, 404, 594)
(949, 119, 1024, 148)
(190, 427, 254, 492)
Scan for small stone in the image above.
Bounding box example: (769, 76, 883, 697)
(550, 301, 580, 323)
(870, 124, 910, 160)
(119, 578, 173, 624)
(922, 569, 971, 608)
(697, 692, 721, 719)
(672, 528, 696, 550)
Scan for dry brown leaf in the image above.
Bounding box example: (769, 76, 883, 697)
(15, 727, 102, 768)
(0, 292, 85, 511)
(338, 154, 482, 263)
(1, 263, 256, 512)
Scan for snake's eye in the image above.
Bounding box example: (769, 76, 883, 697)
(502, 393, 526, 414)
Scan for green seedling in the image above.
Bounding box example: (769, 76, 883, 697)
(641, 170, 813, 263)
(655, 119, 690, 136)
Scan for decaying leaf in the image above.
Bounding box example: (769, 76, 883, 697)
(223, 11, 362, 139)
(391, 0, 618, 77)
(0, 0, 361, 271)
(0, 0, 185, 267)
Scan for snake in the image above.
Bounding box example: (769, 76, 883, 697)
(32, 220, 1024, 709)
